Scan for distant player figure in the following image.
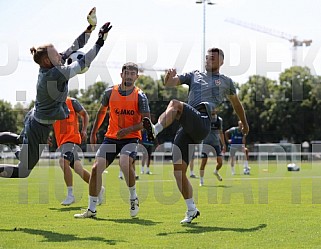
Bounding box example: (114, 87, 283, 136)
(199, 111, 226, 186)
(140, 128, 155, 175)
(189, 156, 197, 178)
(225, 120, 250, 175)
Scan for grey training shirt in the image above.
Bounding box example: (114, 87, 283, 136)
(179, 70, 237, 117)
(70, 97, 84, 113)
(34, 32, 101, 122)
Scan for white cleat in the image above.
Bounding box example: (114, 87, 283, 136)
(214, 171, 223, 181)
(74, 209, 96, 218)
(61, 195, 75, 206)
(180, 208, 200, 224)
(231, 167, 235, 175)
(199, 182, 204, 187)
(97, 186, 105, 205)
(130, 198, 139, 217)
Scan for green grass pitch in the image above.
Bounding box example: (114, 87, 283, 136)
(1, 158, 321, 248)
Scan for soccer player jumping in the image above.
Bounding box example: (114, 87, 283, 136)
(0, 8, 112, 178)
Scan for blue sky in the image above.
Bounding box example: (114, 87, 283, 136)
(0, 0, 320, 106)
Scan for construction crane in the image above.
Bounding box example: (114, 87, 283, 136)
(225, 18, 312, 66)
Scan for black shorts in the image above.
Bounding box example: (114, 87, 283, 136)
(142, 143, 153, 156)
(58, 142, 82, 168)
(201, 144, 222, 158)
(173, 104, 211, 165)
(96, 137, 139, 165)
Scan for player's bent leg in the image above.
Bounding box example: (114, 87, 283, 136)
(73, 160, 90, 184)
(230, 156, 236, 175)
(199, 156, 207, 186)
(60, 158, 73, 187)
(119, 150, 139, 217)
(119, 155, 136, 187)
(214, 157, 223, 181)
(174, 162, 200, 224)
(74, 159, 106, 219)
(89, 158, 106, 197)
(173, 162, 191, 198)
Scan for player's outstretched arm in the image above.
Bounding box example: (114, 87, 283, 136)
(227, 94, 249, 135)
(62, 7, 98, 60)
(62, 22, 113, 78)
(86, 7, 97, 33)
(80, 22, 112, 69)
(90, 105, 108, 145)
(95, 22, 113, 46)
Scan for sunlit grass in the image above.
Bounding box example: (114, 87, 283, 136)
(0, 158, 320, 248)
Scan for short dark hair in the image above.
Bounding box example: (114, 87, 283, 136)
(207, 47, 224, 59)
(122, 62, 139, 73)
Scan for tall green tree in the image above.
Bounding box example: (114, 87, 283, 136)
(0, 100, 17, 133)
(237, 75, 281, 143)
(276, 66, 316, 142)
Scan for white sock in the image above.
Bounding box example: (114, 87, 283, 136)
(190, 170, 194, 176)
(89, 196, 98, 212)
(200, 177, 204, 183)
(214, 169, 218, 174)
(146, 167, 150, 173)
(129, 185, 137, 199)
(67, 186, 73, 197)
(154, 122, 163, 135)
(244, 161, 249, 168)
(119, 170, 123, 177)
(185, 198, 196, 211)
(141, 166, 144, 173)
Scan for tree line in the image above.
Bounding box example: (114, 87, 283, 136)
(1, 66, 320, 150)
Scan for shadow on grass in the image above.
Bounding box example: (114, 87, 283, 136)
(203, 185, 232, 188)
(49, 206, 85, 212)
(107, 217, 162, 226)
(157, 223, 267, 236)
(0, 228, 125, 245)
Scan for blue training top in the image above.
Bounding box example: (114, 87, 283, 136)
(228, 127, 243, 144)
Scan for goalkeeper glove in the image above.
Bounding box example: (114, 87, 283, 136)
(96, 22, 112, 46)
(87, 7, 97, 32)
